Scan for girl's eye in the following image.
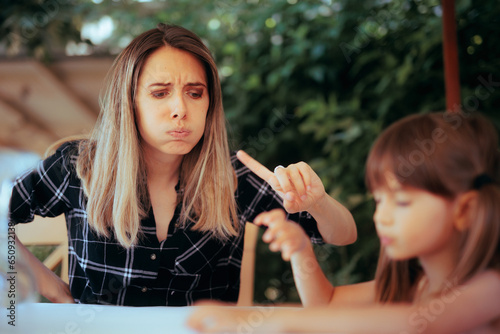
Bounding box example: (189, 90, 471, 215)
(395, 200, 411, 207)
(372, 192, 383, 205)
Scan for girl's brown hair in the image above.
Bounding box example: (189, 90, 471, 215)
(76, 24, 239, 248)
(365, 112, 500, 302)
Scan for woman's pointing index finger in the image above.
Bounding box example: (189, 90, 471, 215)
(236, 150, 274, 183)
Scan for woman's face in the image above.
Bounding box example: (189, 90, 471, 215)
(135, 46, 209, 162)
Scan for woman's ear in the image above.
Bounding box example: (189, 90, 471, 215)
(453, 191, 479, 231)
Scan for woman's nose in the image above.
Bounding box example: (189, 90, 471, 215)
(170, 93, 187, 120)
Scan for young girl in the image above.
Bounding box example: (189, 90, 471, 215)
(187, 112, 500, 333)
(8, 23, 356, 306)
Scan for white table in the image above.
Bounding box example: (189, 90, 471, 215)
(0, 302, 325, 334)
(1, 302, 200, 334)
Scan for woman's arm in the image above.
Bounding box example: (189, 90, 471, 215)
(306, 194, 357, 246)
(8, 143, 76, 303)
(16, 235, 74, 303)
(236, 150, 357, 245)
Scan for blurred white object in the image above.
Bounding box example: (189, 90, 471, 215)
(0, 149, 40, 182)
(0, 150, 40, 309)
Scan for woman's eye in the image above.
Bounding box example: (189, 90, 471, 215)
(151, 91, 168, 98)
(396, 200, 411, 207)
(188, 90, 203, 98)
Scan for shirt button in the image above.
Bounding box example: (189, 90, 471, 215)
(141, 287, 147, 293)
(150, 253, 157, 260)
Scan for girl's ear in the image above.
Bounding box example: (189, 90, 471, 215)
(453, 191, 479, 231)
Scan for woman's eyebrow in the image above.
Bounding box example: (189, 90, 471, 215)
(147, 82, 207, 88)
(148, 82, 172, 88)
(185, 82, 207, 88)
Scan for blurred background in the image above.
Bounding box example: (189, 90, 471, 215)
(1, 0, 499, 304)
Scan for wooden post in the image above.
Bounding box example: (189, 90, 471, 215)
(442, 0, 461, 112)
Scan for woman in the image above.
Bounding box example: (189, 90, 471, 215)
(9, 23, 356, 306)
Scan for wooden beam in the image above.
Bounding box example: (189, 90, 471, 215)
(442, 0, 461, 112)
(0, 60, 97, 139)
(50, 57, 113, 115)
(0, 97, 57, 155)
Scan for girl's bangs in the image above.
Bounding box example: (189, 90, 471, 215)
(365, 128, 414, 192)
(365, 113, 455, 197)
(366, 152, 400, 192)
(365, 115, 435, 192)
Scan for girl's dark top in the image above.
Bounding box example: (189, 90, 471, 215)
(9, 141, 324, 306)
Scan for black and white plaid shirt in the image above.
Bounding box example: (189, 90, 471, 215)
(9, 141, 323, 306)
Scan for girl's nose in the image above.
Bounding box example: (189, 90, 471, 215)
(373, 200, 392, 227)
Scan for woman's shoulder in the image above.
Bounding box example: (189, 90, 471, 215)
(44, 135, 88, 159)
(55, 140, 81, 156)
(43, 138, 87, 176)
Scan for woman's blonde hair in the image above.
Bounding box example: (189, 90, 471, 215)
(365, 112, 500, 303)
(75, 23, 238, 248)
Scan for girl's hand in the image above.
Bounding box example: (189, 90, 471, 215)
(186, 301, 286, 333)
(237, 150, 326, 214)
(186, 302, 248, 333)
(254, 209, 310, 261)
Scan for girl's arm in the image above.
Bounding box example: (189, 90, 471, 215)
(186, 303, 415, 334)
(254, 209, 334, 306)
(254, 209, 374, 307)
(289, 241, 334, 306)
(187, 270, 500, 333)
(267, 272, 500, 334)
(16, 235, 74, 303)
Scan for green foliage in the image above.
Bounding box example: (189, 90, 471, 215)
(2, 0, 499, 304)
(0, 0, 86, 60)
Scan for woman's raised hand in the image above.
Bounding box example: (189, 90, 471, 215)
(236, 150, 326, 213)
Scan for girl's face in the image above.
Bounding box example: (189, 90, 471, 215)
(135, 46, 209, 162)
(372, 174, 459, 262)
